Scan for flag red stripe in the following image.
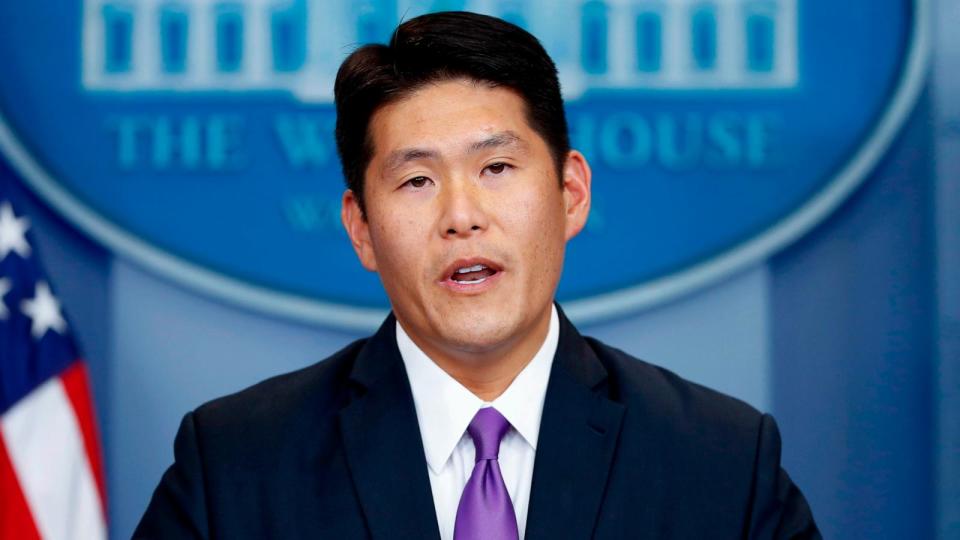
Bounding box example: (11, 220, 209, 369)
(0, 435, 42, 540)
(60, 360, 108, 517)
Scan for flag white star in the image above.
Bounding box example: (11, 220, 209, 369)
(20, 281, 67, 339)
(0, 277, 10, 319)
(0, 201, 31, 259)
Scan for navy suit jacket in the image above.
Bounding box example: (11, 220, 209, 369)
(135, 308, 820, 539)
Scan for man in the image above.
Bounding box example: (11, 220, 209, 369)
(136, 11, 819, 539)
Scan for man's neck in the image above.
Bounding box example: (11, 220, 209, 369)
(401, 306, 554, 402)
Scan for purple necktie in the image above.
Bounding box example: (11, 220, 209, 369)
(453, 407, 520, 540)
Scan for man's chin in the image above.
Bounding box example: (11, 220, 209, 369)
(430, 313, 520, 354)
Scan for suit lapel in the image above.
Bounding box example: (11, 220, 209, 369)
(338, 315, 441, 540)
(525, 308, 626, 540)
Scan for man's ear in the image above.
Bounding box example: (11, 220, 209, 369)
(561, 150, 592, 241)
(341, 189, 378, 272)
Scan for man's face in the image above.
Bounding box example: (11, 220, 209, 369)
(342, 79, 590, 357)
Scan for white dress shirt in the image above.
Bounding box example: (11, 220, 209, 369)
(396, 305, 559, 540)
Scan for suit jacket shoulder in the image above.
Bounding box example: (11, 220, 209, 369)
(575, 335, 820, 539)
(192, 337, 365, 446)
(588, 334, 763, 455)
(134, 337, 374, 539)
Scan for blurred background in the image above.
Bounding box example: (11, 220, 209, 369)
(0, 0, 956, 538)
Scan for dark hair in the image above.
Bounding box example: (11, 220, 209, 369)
(334, 11, 570, 215)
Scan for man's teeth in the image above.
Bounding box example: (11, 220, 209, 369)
(456, 264, 487, 274)
(450, 263, 496, 285)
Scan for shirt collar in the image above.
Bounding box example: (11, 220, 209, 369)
(397, 305, 559, 474)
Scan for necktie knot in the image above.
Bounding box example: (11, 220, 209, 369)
(467, 407, 511, 461)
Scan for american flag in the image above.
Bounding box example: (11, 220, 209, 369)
(0, 177, 107, 538)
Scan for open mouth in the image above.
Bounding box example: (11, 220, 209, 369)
(450, 263, 498, 285)
(442, 258, 503, 288)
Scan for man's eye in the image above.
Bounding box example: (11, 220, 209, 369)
(484, 162, 511, 175)
(404, 176, 432, 188)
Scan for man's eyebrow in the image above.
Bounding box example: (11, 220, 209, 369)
(468, 131, 527, 153)
(382, 148, 439, 173)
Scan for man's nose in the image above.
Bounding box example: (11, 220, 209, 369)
(438, 177, 489, 238)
